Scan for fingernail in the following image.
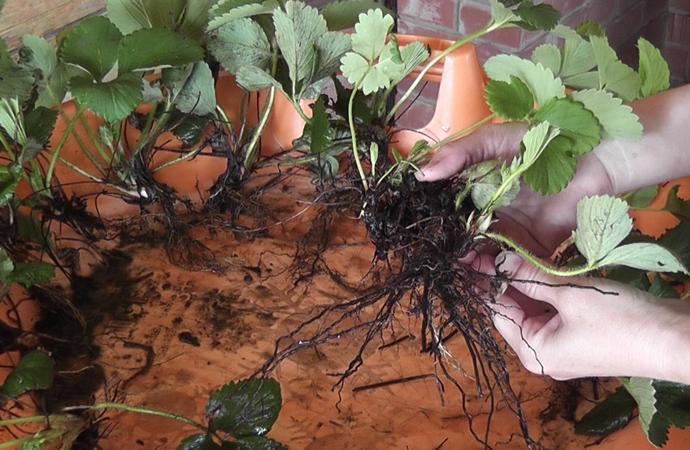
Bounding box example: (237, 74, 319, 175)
(495, 251, 522, 277)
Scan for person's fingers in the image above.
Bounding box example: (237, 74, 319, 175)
(416, 123, 527, 182)
(495, 251, 570, 308)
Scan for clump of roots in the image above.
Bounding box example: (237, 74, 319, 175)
(262, 172, 538, 449)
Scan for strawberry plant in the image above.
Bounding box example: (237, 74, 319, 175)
(0, 352, 285, 449)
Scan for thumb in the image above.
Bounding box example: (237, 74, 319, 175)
(495, 251, 568, 308)
(416, 122, 527, 182)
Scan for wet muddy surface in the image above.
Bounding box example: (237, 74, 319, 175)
(7, 174, 690, 450)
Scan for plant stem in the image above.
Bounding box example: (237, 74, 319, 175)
(84, 403, 206, 432)
(0, 415, 48, 428)
(57, 157, 136, 197)
(152, 146, 203, 173)
(348, 77, 369, 191)
(484, 232, 594, 277)
(428, 114, 495, 152)
(291, 98, 311, 125)
(45, 109, 82, 188)
(0, 437, 29, 449)
(244, 86, 276, 170)
(385, 24, 499, 125)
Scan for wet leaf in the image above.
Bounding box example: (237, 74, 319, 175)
(178, 434, 227, 450)
(206, 378, 282, 437)
(575, 387, 636, 436)
(1, 351, 54, 397)
(24, 107, 58, 147)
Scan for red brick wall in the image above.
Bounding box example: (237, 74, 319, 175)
(667, 0, 690, 83)
(395, 0, 688, 128)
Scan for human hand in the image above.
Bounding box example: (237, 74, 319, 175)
(416, 123, 614, 256)
(473, 251, 690, 383)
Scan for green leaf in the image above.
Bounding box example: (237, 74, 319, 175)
(313, 31, 352, 82)
(166, 62, 216, 116)
(0, 97, 26, 145)
(106, 0, 151, 34)
(141, 0, 186, 29)
(576, 20, 605, 38)
(180, 0, 215, 42)
(471, 165, 520, 210)
(172, 114, 211, 146)
(178, 434, 227, 450)
(553, 25, 597, 79)
(575, 387, 636, 436)
(531, 43, 561, 75)
(524, 136, 577, 195)
(59, 16, 122, 81)
(575, 195, 633, 266)
(209, 0, 261, 19)
(207, 1, 279, 32)
(236, 66, 280, 92)
(321, 1, 388, 31)
(598, 243, 688, 274)
(648, 276, 679, 299)
(0, 164, 21, 207)
(515, 1, 560, 31)
(118, 28, 204, 73)
(206, 378, 282, 437)
(0, 59, 35, 103)
(370, 142, 379, 178)
(591, 35, 641, 101)
(19, 35, 57, 80)
(638, 38, 670, 99)
(0, 248, 13, 281)
(490, 0, 518, 26)
(378, 40, 429, 86)
(24, 107, 58, 147)
(571, 89, 642, 139)
(229, 437, 286, 450)
(533, 97, 601, 155)
(663, 186, 690, 220)
(1, 351, 54, 397)
(70, 73, 143, 122)
(309, 97, 332, 154)
(660, 221, 690, 269)
(625, 186, 659, 209)
(484, 55, 566, 106)
(340, 52, 390, 95)
(274, 1, 328, 89)
(8, 262, 55, 287)
(521, 120, 560, 167)
(351, 8, 394, 62)
(655, 381, 690, 429)
(624, 378, 670, 447)
(208, 18, 272, 74)
(485, 76, 534, 121)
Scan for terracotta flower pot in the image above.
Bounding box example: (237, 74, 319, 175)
(391, 36, 492, 158)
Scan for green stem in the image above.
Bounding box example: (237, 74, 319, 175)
(45, 110, 81, 189)
(291, 98, 311, 125)
(348, 77, 369, 191)
(0, 415, 48, 428)
(385, 24, 500, 125)
(84, 403, 206, 432)
(54, 104, 107, 178)
(0, 437, 29, 449)
(57, 157, 136, 197)
(484, 232, 594, 277)
(0, 133, 12, 155)
(244, 86, 276, 170)
(152, 146, 203, 173)
(428, 113, 496, 152)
